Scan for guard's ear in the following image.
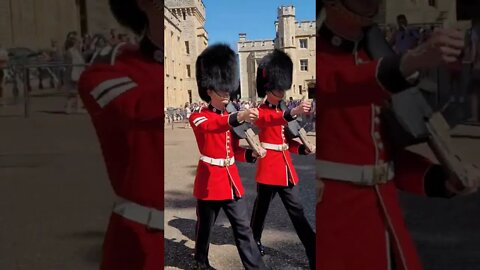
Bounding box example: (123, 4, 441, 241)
(206, 89, 214, 98)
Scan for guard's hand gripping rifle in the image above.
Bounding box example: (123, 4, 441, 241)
(225, 102, 265, 158)
(366, 25, 476, 190)
(279, 100, 316, 154)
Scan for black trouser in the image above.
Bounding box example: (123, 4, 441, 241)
(250, 183, 315, 269)
(195, 198, 266, 270)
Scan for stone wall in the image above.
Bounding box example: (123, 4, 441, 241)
(0, 0, 79, 49)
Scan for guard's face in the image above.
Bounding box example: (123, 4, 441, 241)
(267, 89, 286, 101)
(208, 89, 230, 105)
(327, 0, 379, 27)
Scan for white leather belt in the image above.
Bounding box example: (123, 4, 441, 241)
(200, 155, 235, 167)
(113, 197, 164, 230)
(316, 160, 395, 186)
(261, 142, 289, 151)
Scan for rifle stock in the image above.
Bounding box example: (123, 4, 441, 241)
(298, 128, 315, 153)
(426, 113, 470, 186)
(280, 100, 316, 153)
(245, 129, 264, 157)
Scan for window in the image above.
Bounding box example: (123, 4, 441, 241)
(188, 90, 192, 104)
(428, 0, 436, 7)
(299, 85, 303, 95)
(300, 59, 308, 71)
(281, 38, 284, 47)
(183, 11, 186, 20)
(186, 65, 191, 78)
(185, 41, 190, 54)
(299, 39, 308, 49)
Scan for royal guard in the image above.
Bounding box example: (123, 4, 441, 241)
(316, 0, 480, 269)
(189, 44, 267, 270)
(251, 49, 316, 269)
(78, 0, 164, 269)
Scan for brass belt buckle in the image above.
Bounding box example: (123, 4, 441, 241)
(223, 158, 231, 167)
(373, 165, 388, 185)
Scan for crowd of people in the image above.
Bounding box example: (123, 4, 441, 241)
(0, 28, 137, 113)
(165, 97, 316, 132)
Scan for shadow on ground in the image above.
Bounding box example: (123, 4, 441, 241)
(168, 217, 234, 246)
(165, 219, 309, 270)
(164, 238, 197, 269)
(165, 190, 197, 209)
(401, 192, 480, 270)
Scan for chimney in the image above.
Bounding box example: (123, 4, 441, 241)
(239, 33, 247, 42)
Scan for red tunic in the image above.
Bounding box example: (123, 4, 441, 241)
(79, 47, 164, 270)
(316, 26, 437, 270)
(255, 103, 304, 186)
(190, 106, 250, 200)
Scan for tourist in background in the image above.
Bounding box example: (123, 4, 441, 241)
(63, 37, 85, 114)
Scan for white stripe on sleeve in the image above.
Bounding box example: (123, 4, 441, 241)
(194, 118, 208, 127)
(193, 116, 207, 125)
(96, 82, 138, 108)
(91, 77, 133, 100)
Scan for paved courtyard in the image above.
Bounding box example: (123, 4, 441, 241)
(164, 126, 316, 270)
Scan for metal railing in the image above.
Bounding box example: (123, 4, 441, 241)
(3, 61, 478, 125)
(3, 62, 89, 118)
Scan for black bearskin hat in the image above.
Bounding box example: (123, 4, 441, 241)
(109, 0, 152, 35)
(196, 44, 239, 102)
(256, 49, 293, 98)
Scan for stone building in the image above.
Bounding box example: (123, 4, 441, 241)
(238, 6, 316, 102)
(164, 6, 185, 109)
(165, 0, 208, 107)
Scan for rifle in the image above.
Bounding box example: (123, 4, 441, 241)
(366, 25, 475, 187)
(279, 99, 316, 153)
(225, 102, 265, 157)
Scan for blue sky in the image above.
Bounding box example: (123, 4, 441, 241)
(203, 0, 316, 49)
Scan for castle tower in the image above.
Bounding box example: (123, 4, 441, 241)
(165, 0, 208, 104)
(237, 34, 275, 101)
(237, 5, 315, 102)
(276, 6, 296, 50)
